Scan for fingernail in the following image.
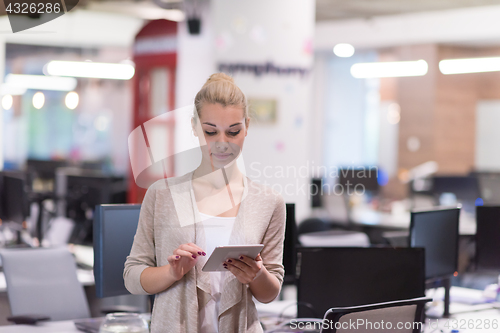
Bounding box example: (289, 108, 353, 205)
(223, 263, 227, 266)
(198, 251, 202, 255)
(192, 255, 197, 259)
(239, 256, 244, 260)
(224, 266, 228, 269)
(227, 259, 232, 263)
(202, 252, 206, 256)
(175, 255, 180, 259)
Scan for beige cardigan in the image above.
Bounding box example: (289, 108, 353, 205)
(123, 171, 286, 332)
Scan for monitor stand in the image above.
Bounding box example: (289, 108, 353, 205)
(425, 277, 451, 318)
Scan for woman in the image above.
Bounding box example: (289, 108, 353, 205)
(124, 73, 286, 333)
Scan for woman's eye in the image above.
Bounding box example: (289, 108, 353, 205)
(228, 130, 241, 136)
(204, 131, 217, 136)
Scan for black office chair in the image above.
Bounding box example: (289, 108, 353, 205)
(320, 297, 432, 333)
(297, 217, 331, 235)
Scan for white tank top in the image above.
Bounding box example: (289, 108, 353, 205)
(198, 212, 236, 333)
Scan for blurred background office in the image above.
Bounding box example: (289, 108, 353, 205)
(2, 0, 500, 329)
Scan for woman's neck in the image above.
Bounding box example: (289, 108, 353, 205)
(193, 162, 243, 189)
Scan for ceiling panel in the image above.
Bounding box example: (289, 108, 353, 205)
(316, 0, 500, 21)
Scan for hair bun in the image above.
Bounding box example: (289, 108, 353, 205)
(206, 73, 234, 84)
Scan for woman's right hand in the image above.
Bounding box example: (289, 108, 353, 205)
(167, 243, 206, 281)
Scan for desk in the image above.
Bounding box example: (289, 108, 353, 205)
(0, 321, 81, 332)
(350, 207, 477, 235)
(255, 287, 500, 333)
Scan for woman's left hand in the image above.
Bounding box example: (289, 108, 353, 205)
(223, 254, 263, 284)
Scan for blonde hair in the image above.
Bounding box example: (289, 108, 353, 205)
(193, 73, 248, 122)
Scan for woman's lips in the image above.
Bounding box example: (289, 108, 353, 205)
(212, 153, 232, 160)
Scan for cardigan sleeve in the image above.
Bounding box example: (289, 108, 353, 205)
(123, 184, 157, 295)
(260, 192, 286, 286)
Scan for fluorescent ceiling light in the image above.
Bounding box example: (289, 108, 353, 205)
(439, 57, 500, 74)
(333, 43, 355, 58)
(5, 74, 77, 91)
(0, 84, 27, 95)
(46, 61, 135, 80)
(351, 60, 428, 78)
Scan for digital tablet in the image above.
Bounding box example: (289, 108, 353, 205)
(202, 244, 264, 272)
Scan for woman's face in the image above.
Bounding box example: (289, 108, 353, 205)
(193, 103, 249, 169)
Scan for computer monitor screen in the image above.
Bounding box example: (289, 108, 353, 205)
(410, 207, 460, 280)
(94, 204, 141, 298)
(477, 175, 500, 205)
(296, 247, 425, 318)
(476, 206, 500, 271)
(311, 178, 323, 208)
(2, 175, 30, 224)
(337, 167, 379, 194)
(283, 203, 298, 284)
(27, 159, 67, 180)
(431, 176, 480, 212)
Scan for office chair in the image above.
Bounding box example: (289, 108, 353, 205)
(0, 247, 91, 321)
(297, 217, 370, 247)
(320, 297, 431, 333)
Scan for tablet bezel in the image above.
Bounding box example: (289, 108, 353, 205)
(202, 244, 264, 272)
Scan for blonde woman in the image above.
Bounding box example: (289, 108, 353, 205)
(124, 73, 286, 333)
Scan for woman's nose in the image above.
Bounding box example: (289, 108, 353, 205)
(214, 141, 229, 151)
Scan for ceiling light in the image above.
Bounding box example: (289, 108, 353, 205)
(0, 84, 26, 96)
(439, 57, 500, 74)
(2, 95, 13, 110)
(333, 43, 355, 57)
(32, 92, 45, 109)
(351, 60, 428, 78)
(65, 91, 79, 110)
(6, 74, 77, 91)
(46, 61, 135, 80)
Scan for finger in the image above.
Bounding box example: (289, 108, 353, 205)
(223, 262, 252, 283)
(255, 254, 262, 261)
(167, 254, 181, 263)
(179, 244, 206, 257)
(225, 259, 255, 276)
(187, 242, 206, 255)
(234, 255, 257, 269)
(174, 249, 198, 259)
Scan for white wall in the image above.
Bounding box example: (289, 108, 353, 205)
(476, 100, 500, 170)
(212, 0, 316, 222)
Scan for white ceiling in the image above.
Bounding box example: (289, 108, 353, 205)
(315, 0, 500, 21)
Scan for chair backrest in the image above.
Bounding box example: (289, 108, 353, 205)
(297, 217, 331, 235)
(0, 247, 90, 321)
(321, 297, 431, 333)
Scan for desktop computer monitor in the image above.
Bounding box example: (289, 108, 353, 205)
(94, 204, 141, 298)
(311, 178, 323, 208)
(27, 159, 67, 181)
(283, 203, 298, 284)
(476, 206, 500, 271)
(1, 174, 30, 224)
(477, 175, 500, 205)
(66, 173, 126, 244)
(337, 167, 379, 194)
(409, 207, 460, 280)
(296, 247, 426, 318)
(431, 176, 480, 212)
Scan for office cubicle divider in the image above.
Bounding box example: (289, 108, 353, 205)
(94, 204, 141, 298)
(476, 205, 500, 271)
(409, 207, 460, 281)
(296, 247, 426, 319)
